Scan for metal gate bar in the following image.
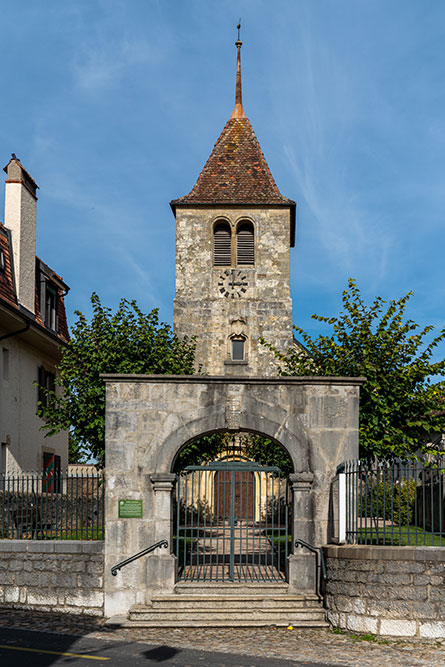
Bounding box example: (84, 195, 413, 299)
(175, 461, 289, 583)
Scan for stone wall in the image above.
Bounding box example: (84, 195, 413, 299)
(0, 540, 104, 615)
(324, 545, 445, 638)
(103, 374, 362, 617)
(173, 206, 293, 376)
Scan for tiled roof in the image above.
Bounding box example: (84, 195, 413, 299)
(0, 222, 69, 343)
(171, 116, 295, 208)
(0, 224, 17, 307)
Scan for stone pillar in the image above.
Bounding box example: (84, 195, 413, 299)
(287, 472, 315, 592)
(146, 473, 177, 599)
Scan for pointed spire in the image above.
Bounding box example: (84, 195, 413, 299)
(230, 22, 246, 119)
(170, 24, 296, 246)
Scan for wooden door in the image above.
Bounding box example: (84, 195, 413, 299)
(214, 470, 254, 521)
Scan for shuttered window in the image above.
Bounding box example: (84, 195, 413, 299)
(213, 222, 232, 266)
(236, 222, 254, 266)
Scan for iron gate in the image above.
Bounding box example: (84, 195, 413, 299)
(174, 461, 290, 582)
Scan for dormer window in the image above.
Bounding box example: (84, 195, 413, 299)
(44, 281, 58, 331)
(0, 249, 5, 273)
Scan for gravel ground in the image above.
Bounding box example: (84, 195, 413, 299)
(0, 608, 444, 666)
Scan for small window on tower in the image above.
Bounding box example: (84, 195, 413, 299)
(236, 221, 254, 266)
(231, 338, 245, 361)
(213, 222, 232, 266)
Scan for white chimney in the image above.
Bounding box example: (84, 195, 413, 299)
(3, 154, 38, 315)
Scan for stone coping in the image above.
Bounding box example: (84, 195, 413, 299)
(324, 544, 445, 562)
(0, 540, 104, 553)
(101, 373, 366, 386)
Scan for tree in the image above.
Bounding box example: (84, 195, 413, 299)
(37, 293, 196, 465)
(263, 279, 445, 459)
(174, 432, 293, 476)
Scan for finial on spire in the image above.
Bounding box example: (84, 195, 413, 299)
(230, 19, 246, 119)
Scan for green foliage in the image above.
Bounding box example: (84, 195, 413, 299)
(357, 525, 443, 546)
(263, 279, 445, 458)
(68, 435, 86, 464)
(174, 432, 293, 475)
(37, 293, 196, 465)
(359, 477, 416, 526)
(242, 435, 294, 476)
(174, 433, 228, 470)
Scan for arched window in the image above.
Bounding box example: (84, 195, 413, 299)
(213, 221, 231, 266)
(236, 221, 254, 266)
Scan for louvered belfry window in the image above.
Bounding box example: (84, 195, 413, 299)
(236, 222, 254, 266)
(213, 222, 232, 266)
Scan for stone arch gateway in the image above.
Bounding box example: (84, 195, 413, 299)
(103, 374, 363, 618)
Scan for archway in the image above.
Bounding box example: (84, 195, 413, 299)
(102, 374, 362, 617)
(172, 431, 294, 583)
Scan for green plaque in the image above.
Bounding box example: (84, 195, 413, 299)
(118, 499, 143, 518)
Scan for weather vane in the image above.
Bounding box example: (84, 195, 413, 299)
(237, 19, 241, 42)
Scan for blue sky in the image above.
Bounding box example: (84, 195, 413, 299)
(1, 0, 445, 349)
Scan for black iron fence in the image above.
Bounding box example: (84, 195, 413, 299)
(342, 458, 445, 546)
(0, 469, 104, 540)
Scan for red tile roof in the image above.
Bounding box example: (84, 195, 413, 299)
(170, 40, 296, 244)
(171, 116, 295, 208)
(0, 224, 18, 307)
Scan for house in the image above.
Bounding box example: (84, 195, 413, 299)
(0, 154, 69, 474)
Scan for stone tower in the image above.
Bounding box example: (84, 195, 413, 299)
(171, 38, 295, 376)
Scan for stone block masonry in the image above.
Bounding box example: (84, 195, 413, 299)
(102, 374, 362, 617)
(173, 206, 294, 376)
(0, 540, 104, 615)
(324, 545, 445, 638)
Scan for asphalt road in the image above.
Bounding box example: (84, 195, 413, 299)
(0, 627, 338, 667)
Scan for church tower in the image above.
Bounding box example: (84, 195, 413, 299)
(171, 35, 295, 376)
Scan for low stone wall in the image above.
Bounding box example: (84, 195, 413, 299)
(0, 540, 104, 616)
(324, 545, 445, 638)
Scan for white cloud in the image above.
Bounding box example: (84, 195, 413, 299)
(72, 37, 159, 93)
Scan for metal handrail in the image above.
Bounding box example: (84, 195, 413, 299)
(294, 538, 327, 598)
(111, 539, 168, 576)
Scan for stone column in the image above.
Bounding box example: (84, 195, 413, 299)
(287, 472, 315, 592)
(146, 473, 177, 599)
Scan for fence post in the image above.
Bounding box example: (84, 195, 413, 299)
(338, 471, 346, 544)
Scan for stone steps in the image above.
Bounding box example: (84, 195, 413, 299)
(175, 581, 289, 595)
(121, 592, 327, 628)
(121, 619, 328, 628)
(147, 595, 320, 610)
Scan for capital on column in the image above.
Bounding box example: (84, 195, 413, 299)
(149, 473, 177, 492)
(289, 472, 314, 492)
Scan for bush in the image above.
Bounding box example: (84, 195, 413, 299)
(359, 476, 416, 526)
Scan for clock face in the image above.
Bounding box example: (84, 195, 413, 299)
(218, 270, 249, 298)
